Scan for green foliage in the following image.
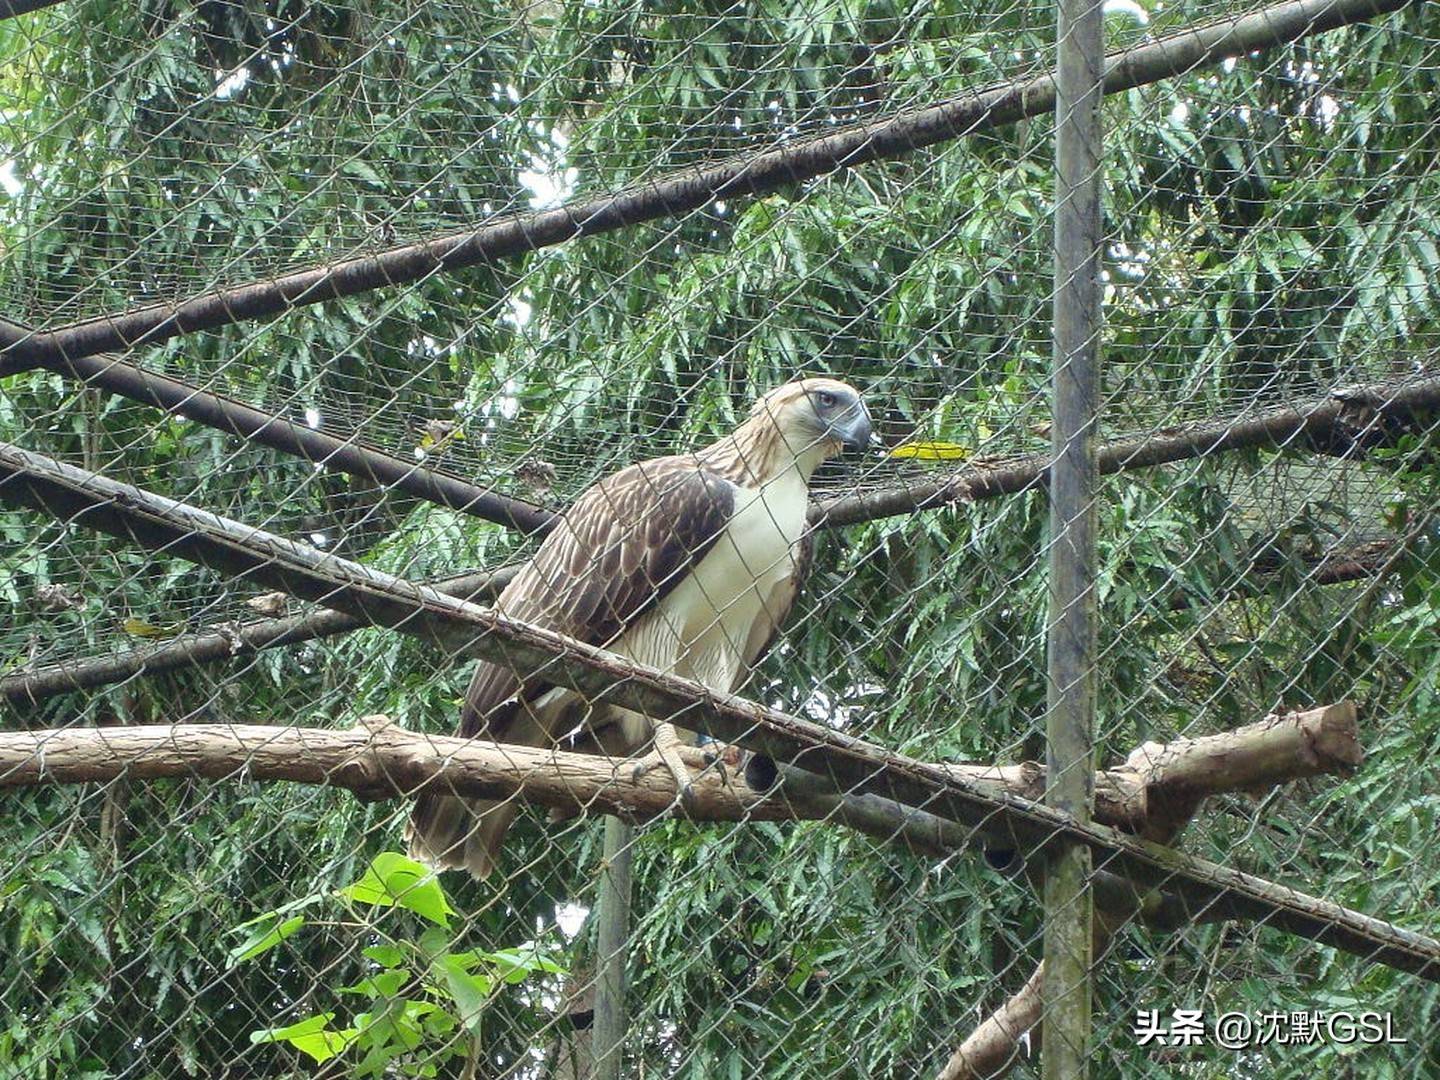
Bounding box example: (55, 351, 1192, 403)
(3, 0, 1440, 1076)
(231, 853, 564, 1076)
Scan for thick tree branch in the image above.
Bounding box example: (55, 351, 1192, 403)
(5, 361, 1428, 597)
(0, 0, 1406, 373)
(0, 705, 1355, 829)
(927, 701, 1364, 839)
(0, 704, 1358, 940)
(933, 705, 1365, 1079)
(762, 702, 1362, 850)
(1, 440, 1435, 981)
(938, 966, 1045, 1080)
(0, 317, 37, 356)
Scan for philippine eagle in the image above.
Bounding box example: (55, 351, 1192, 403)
(407, 378, 873, 878)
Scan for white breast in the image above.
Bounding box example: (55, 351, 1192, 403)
(618, 471, 808, 692)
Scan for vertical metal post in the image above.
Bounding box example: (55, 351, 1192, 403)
(1045, 0, 1104, 1070)
(593, 816, 633, 1080)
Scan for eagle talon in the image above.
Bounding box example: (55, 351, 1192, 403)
(647, 721, 700, 813)
(676, 779, 700, 815)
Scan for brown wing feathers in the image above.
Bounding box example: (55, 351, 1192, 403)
(462, 460, 736, 739)
(406, 457, 738, 875)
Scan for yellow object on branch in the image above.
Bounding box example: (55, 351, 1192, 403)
(889, 440, 971, 461)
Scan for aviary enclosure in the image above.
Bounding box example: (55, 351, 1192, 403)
(1, 0, 1439, 1075)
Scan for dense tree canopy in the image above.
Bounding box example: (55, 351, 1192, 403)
(2, 0, 1439, 1075)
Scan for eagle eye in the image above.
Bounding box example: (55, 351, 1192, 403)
(816, 390, 837, 409)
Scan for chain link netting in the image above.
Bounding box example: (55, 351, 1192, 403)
(2, 0, 1439, 1076)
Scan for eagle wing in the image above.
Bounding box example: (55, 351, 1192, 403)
(461, 456, 738, 741)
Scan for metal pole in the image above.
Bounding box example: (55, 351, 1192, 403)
(1044, 0, 1104, 1067)
(593, 817, 633, 1080)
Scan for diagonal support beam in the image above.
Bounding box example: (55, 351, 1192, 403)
(1, 437, 1438, 981)
(0, 0, 1408, 375)
(3, 372, 1433, 708)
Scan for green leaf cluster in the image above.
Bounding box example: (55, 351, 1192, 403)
(231, 853, 563, 1076)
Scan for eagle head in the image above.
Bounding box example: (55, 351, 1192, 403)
(753, 377, 873, 457)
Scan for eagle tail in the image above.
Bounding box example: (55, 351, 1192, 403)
(405, 794, 517, 880)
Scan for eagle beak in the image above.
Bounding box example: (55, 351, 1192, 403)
(834, 406, 874, 453)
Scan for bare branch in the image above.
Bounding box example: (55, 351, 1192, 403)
(0, 704, 1354, 829)
(0, 705, 1373, 1077)
(41, 354, 554, 533)
(2, 566, 515, 709)
(766, 703, 1361, 843)
(814, 374, 1440, 527)
(937, 965, 1045, 1080)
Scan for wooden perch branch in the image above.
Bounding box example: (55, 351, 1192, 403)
(0, 704, 1359, 938)
(0, 704, 1356, 834)
(1, 440, 1436, 982)
(923, 702, 1364, 839)
(1105, 703, 1364, 838)
(938, 967, 1045, 1080)
(815, 373, 1440, 527)
(0, 717, 764, 816)
(17, 354, 1429, 581)
(934, 703, 1365, 1080)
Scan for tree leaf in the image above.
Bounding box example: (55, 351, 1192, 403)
(437, 955, 493, 1032)
(250, 1014, 358, 1063)
(338, 852, 455, 927)
(226, 915, 305, 967)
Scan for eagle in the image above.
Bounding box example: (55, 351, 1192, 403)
(406, 378, 873, 878)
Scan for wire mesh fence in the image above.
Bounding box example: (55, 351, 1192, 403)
(3, 0, 1440, 1075)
